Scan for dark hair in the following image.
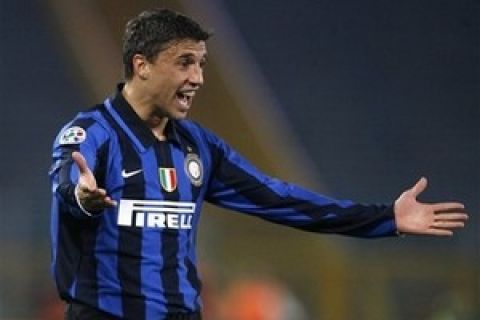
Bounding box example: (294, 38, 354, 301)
(122, 8, 211, 79)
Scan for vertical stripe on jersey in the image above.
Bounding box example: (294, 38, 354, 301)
(108, 120, 146, 319)
(141, 149, 168, 318)
(175, 136, 203, 310)
(154, 141, 184, 312)
(170, 145, 197, 311)
(75, 140, 110, 308)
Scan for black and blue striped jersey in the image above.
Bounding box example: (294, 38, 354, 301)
(50, 86, 398, 319)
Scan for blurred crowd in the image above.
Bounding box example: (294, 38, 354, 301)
(36, 268, 308, 320)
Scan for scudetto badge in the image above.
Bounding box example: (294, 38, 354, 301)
(184, 153, 203, 187)
(159, 168, 177, 192)
(59, 126, 86, 145)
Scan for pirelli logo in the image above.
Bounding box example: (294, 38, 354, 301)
(118, 199, 195, 229)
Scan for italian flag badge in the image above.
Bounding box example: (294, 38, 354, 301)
(159, 168, 177, 192)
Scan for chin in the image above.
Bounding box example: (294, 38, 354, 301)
(171, 112, 189, 120)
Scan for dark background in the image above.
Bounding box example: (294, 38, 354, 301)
(0, 0, 478, 318)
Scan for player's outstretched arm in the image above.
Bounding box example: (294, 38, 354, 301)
(394, 177, 468, 236)
(72, 151, 117, 213)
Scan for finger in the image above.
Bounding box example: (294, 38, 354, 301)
(434, 213, 469, 221)
(92, 188, 107, 197)
(104, 197, 118, 207)
(78, 183, 106, 196)
(77, 189, 108, 205)
(432, 221, 465, 229)
(77, 181, 96, 194)
(425, 228, 453, 236)
(432, 202, 466, 212)
(72, 151, 91, 175)
(83, 192, 116, 207)
(87, 193, 106, 202)
(410, 177, 428, 197)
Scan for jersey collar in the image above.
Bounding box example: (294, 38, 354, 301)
(105, 84, 181, 152)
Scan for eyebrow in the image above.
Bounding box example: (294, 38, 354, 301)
(178, 53, 195, 59)
(176, 52, 207, 64)
(177, 52, 208, 60)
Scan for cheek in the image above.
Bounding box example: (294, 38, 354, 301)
(149, 77, 172, 95)
(155, 72, 181, 89)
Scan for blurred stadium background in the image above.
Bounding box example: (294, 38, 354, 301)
(0, 0, 478, 319)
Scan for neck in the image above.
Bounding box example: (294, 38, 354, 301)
(122, 81, 168, 140)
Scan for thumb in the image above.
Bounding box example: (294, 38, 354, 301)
(72, 151, 91, 175)
(410, 176, 428, 197)
(72, 151, 97, 191)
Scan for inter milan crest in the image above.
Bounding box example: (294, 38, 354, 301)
(159, 168, 177, 192)
(184, 153, 203, 187)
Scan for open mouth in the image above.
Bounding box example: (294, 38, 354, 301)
(176, 91, 194, 109)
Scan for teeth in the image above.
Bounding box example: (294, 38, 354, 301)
(177, 93, 188, 107)
(178, 91, 195, 97)
(176, 90, 195, 108)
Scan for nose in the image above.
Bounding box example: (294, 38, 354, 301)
(188, 65, 204, 87)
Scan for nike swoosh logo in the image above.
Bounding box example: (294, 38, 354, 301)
(121, 169, 143, 178)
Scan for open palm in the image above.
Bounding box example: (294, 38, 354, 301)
(394, 177, 468, 236)
(72, 151, 117, 213)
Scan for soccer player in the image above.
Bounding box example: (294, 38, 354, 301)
(49, 8, 468, 320)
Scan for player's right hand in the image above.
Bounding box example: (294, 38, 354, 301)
(72, 151, 117, 213)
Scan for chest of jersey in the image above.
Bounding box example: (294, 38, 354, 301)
(106, 138, 206, 231)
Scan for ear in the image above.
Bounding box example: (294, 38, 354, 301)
(132, 54, 150, 80)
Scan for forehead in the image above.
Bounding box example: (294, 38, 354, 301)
(157, 39, 207, 60)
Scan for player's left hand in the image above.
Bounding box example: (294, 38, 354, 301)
(394, 177, 468, 236)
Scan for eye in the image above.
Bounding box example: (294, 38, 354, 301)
(178, 57, 194, 69)
(179, 60, 187, 68)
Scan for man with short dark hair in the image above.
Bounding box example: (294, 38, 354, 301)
(49, 8, 468, 320)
